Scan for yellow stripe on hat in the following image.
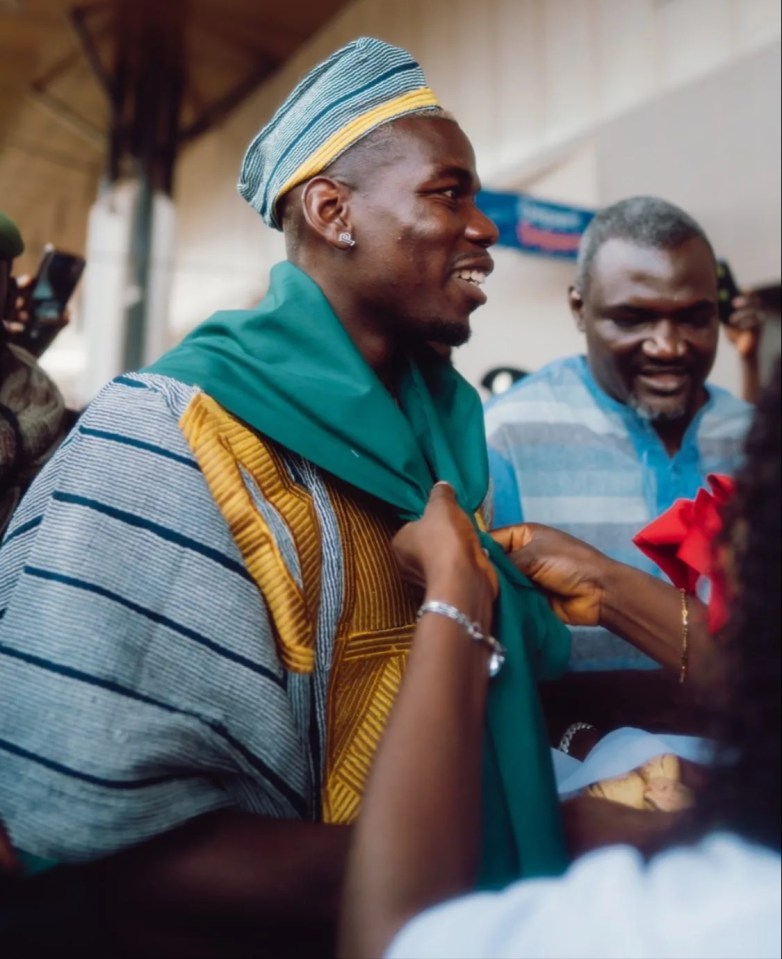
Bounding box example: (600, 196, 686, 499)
(276, 87, 440, 203)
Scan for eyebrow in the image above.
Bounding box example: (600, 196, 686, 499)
(425, 164, 480, 190)
(605, 298, 716, 315)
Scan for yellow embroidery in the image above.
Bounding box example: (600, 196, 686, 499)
(322, 480, 418, 824)
(180, 394, 321, 673)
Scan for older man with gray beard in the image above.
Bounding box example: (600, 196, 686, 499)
(484, 196, 751, 745)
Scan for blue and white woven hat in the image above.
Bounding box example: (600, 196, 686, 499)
(238, 36, 442, 230)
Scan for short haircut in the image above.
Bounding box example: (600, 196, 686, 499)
(324, 108, 454, 180)
(575, 196, 715, 294)
(279, 111, 456, 232)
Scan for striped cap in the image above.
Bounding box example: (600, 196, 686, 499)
(238, 36, 442, 230)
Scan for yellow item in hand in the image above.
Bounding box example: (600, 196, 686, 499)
(587, 770, 647, 809)
(586, 753, 694, 812)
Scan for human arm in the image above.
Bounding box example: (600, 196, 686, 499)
(490, 523, 712, 683)
(88, 813, 349, 957)
(338, 483, 497, 959)
(2, 813, 350, 958)
(723, 292, 767, 404)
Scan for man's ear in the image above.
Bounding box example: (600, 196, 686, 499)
(568, 286, 586, 332)
(300, 176, 352, 249)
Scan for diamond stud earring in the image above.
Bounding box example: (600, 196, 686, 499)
(339, 231, 356, 248)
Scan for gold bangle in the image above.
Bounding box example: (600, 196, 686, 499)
(678, 588, 689, 684)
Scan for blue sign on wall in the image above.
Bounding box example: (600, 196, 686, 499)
(477, 190, 594, 260)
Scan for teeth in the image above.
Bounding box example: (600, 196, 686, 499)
(456, 269, 487, 286)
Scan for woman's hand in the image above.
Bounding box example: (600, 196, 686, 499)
(490, 522, 609, 626)
(392, 482, 498, 603)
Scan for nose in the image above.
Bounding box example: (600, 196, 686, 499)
(466, 202, 499, 248)
(642, 319, 686, 360)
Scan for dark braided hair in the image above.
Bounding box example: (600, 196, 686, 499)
(700, 357, 781, 851)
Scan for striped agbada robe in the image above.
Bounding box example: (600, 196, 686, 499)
(0, 372, 418, 861)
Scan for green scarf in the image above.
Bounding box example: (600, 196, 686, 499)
(148, 261, 571, 885)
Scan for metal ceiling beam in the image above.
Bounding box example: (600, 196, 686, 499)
(29, 86, 105, 149)
(176, 59, 276, 144)
(69, 2, 116, 103)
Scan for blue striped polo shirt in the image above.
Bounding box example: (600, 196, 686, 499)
(484, 355, 752, 671)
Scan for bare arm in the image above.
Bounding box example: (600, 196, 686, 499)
(339, 483, 496, 959)
(491, 523, 712, 683)
(99, 813, 351, 956)
(6, 814, 350, 958)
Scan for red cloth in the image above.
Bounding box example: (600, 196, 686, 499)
(632, 474, 735, 633)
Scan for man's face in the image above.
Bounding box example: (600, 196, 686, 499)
(571, 236, 720, 423)
(342, 116, 498, 348)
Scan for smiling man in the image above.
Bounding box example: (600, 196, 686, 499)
(0, 37, 569, 956)
(485, 197, 752, 696)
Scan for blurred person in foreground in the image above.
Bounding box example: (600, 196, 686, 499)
(340, 358, 781, 959)
(0, 211, 71, 538)
(0, 38, 571, 957)
(484, 197, 755, 742)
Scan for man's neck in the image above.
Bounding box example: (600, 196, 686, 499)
(653, 419, 688, 457)
(297, 262, 398, 379)
(650, 388, 709, 457)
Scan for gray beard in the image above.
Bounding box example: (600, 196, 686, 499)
(628, 394, 688, 423)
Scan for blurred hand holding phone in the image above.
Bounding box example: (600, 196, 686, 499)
(716, 259, 742, 325)
(7, 245, 86, 357)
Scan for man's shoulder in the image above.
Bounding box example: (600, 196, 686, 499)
(85, 371, 200, 423)
(704, 381, 752, 410)
(1, 373, 205, 538)
(700, 383, 754, 438)
(70, 372, 203, 459)
(484, 355, 594, 434)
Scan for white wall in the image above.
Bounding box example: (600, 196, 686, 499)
(459, 39, 782, 393)
(595, 42, 781, 394)
(159, 0, 782, 398)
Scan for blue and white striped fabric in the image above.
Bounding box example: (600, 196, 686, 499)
(238, 37, 441, 229)
(484, 355, 752, 671)
(0, 373, 345, 862)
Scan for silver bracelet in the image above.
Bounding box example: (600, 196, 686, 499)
(416, 600, 506, 677)
(558, 722, 597, 755)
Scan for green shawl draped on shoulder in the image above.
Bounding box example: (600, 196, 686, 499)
(148, 261, 571, 885)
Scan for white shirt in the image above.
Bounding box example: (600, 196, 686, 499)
(386, 833, 781, 959)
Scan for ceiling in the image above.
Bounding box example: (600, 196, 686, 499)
(0, 0, 352, 271)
